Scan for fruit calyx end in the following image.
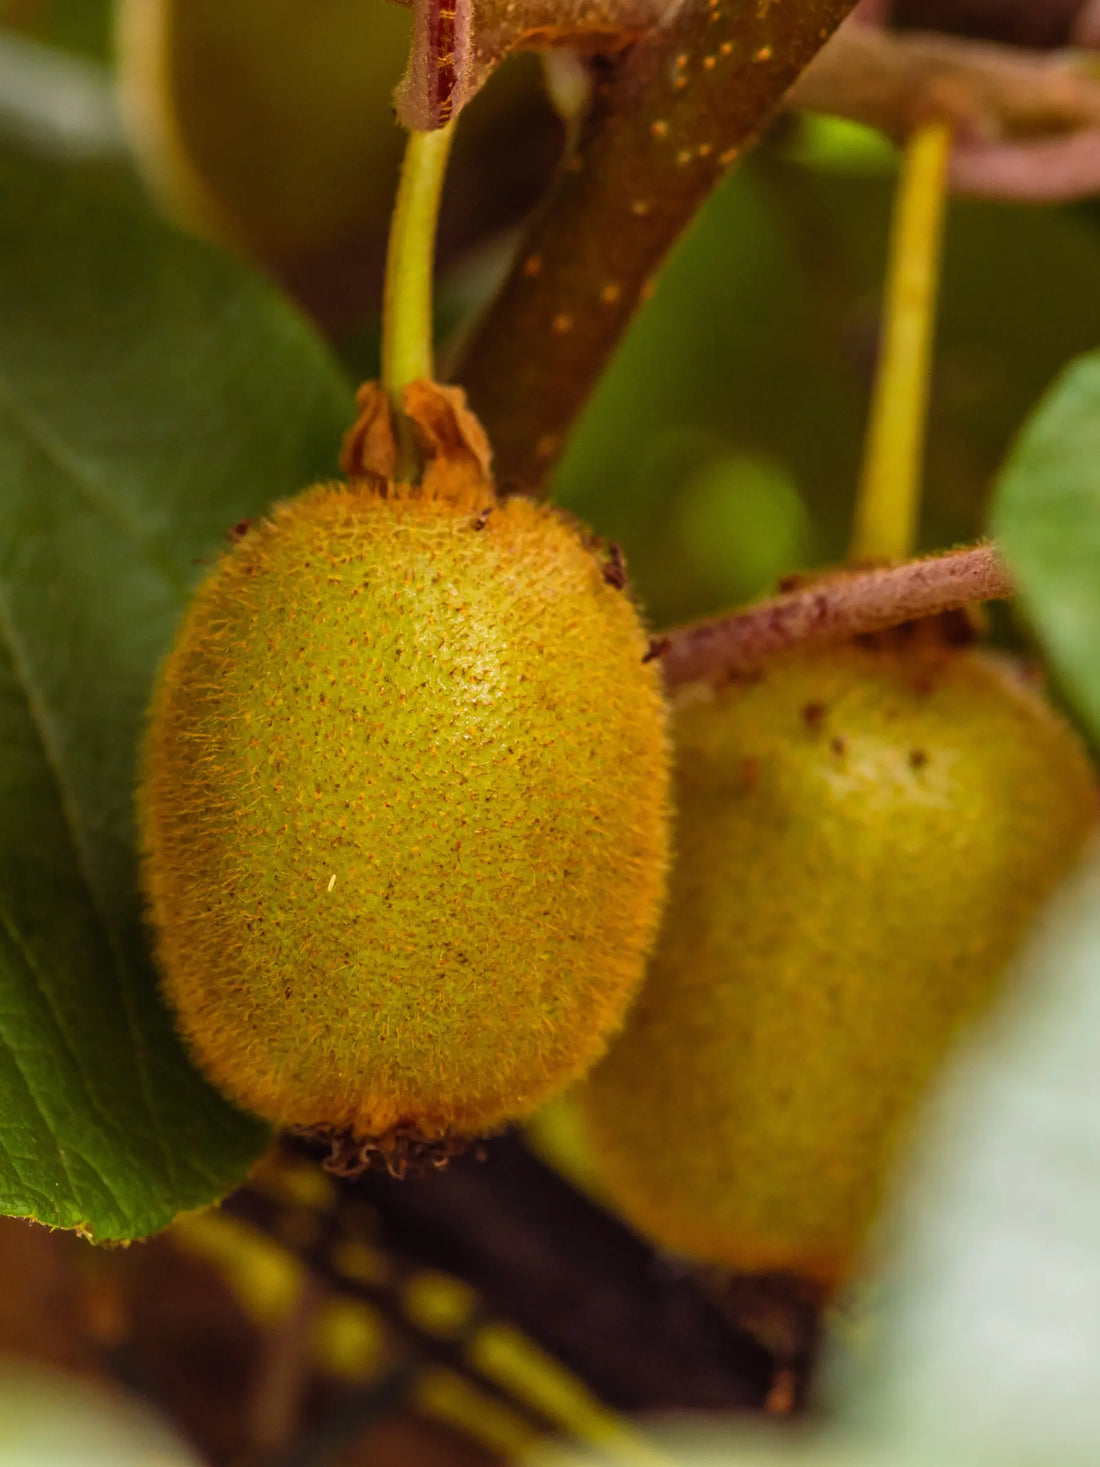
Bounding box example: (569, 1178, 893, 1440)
(291, 1121, 489, 1180)
(340, 378, 495, 514)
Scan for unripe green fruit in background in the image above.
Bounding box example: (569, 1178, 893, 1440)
(139, 391, 670, 1146)
(578, 631, 1095, 1292)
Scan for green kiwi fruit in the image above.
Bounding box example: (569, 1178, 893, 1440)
(139, 384, 670, 1150)
(578, 626, 1095, 1292)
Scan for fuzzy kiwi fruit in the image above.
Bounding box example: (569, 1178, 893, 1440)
(577, 625, 1095, 1292)
(139, 383, 670, 1150)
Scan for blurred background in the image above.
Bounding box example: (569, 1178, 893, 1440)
(3, 2, 1100, 1464)
(9, 0, 1100, 635)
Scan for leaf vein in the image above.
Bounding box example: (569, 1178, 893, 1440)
(0, 993, 121, 1221)
(0, 585, 178, 1191)
(0, 375, 187, 597)
(0, 894, 141, 1155)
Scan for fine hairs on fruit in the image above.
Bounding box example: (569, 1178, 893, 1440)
(578, 621, 1096, 1293)
(140, 381, 670, 1152)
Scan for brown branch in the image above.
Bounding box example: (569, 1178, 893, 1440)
(1079, 0, 1100, 46)
(657, 543, 1013, 688)
(949, 127, 1100, 202)
(222, 1184, 553, 1432)
(892, 0, 1088, 50)
(229, 1134, 774, 1415)
(787, 23, 1100, 145)
(455, 0, 861, 495)
(246, 1274, 323, 1458)
(788, 15, 1100, 202)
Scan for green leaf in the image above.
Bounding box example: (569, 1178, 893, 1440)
(991, 353, 1100, 742)
(0, 144, 355, 1239)
(834, 848, 1100, 1465)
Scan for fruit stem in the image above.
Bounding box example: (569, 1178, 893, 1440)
(382, 119, 457, 480)
(657, 542, 1012, 687)
(850, 120, 953, 564)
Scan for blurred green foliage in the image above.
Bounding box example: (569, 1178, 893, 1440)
(23, 2, 1100, 636)
(0, 0, 111, 58)
(556, 138, 1100, 626)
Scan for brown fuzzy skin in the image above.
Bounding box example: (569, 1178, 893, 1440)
(579, 635, 1096, 1292)
(140, 478, 670, 1143)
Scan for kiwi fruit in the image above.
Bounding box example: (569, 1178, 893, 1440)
(139, 382, 670, 1150)
(577, 624, 1096, 1292)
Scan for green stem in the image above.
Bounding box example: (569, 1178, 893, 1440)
(382, 120, 456, 477)
(850, 120, 953, 563)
